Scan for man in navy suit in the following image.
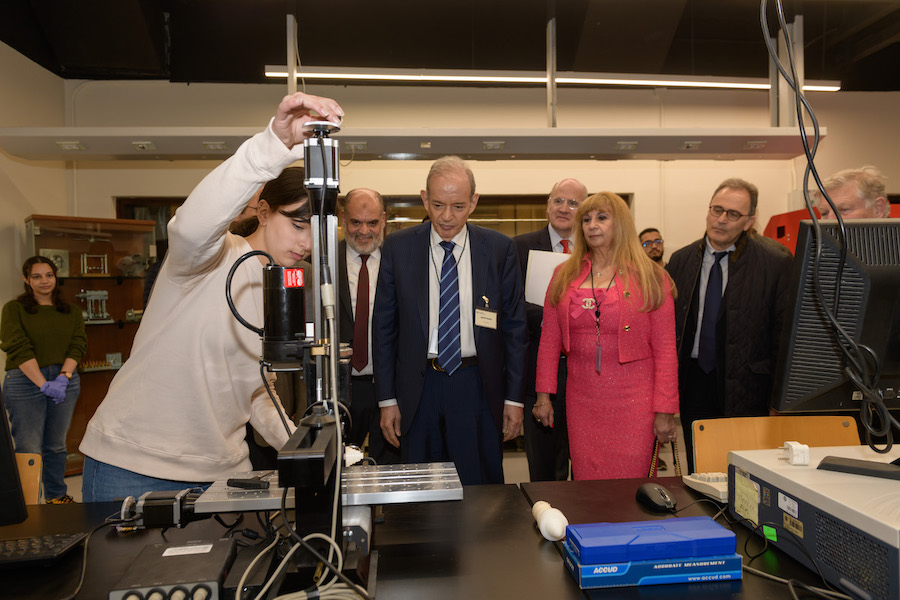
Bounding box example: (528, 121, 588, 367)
(338, 188, 400, 465)
(373, 156, 527, 485)
(513, 178, 587, 481)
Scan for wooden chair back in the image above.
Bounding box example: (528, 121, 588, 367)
(692, 415, 860, 473)
(15, 453, 42, 505)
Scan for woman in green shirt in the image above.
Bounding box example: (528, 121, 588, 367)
(1, 256, 86, 503)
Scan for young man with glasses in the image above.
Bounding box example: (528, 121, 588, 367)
(666, 178, 793, 473)
(512, 178, 588, 481)
(639, 228, 666, 267)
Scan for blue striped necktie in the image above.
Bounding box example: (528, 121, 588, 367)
(438, 240, 462, 374)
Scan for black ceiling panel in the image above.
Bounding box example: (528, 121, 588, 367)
(29, 0, 167, 79)
(168, 0, 284, 83)
(0, 0, 897, 90)
(0, 0, 66, 75)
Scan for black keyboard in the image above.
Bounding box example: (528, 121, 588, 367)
(0, 532, 87, 567)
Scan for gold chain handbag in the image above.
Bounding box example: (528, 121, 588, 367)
(649, 438, 683, 477)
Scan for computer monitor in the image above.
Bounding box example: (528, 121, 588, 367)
(0, 388, 28, 526)
(772, 219, 900, 415)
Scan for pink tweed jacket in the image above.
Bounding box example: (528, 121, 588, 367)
(536, 258, 679, 415)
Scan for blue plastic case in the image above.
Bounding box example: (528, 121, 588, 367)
(561, 540, 742, 589)
(566, 516, 736, 565)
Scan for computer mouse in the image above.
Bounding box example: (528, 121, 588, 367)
(635, 482, 677, 512)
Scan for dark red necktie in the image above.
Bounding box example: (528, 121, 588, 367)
(351, 254, 370, 372)
(560, 239, 571, 253)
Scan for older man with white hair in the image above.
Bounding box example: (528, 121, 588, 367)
(513, 178, 589, 482)
(815, 165, 891, 219)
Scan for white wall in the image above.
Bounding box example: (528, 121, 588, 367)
(61, 80, 846, 255)
(0, 41, 66, 308)
(2, 41, 899, 307)
(789, 92, 900, 210)
(64, 82, 791, 244)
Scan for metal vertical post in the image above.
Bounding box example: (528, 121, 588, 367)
(546, 0, 557, 128)
(768, 34, 779, 127)
(287, 14, 298, 95)
(310, 214, 339, 401)
(770, 16, 804, 127)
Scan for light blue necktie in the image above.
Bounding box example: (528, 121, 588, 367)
(437, 241, 462, 374)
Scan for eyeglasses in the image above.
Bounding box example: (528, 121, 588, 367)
(641, 239, 663, 248)
(550, 197, 581, 210)
(709, 205, 750, 222)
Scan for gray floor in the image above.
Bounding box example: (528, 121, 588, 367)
(64, 421, 687, 503)
(65, 473, 83, 503)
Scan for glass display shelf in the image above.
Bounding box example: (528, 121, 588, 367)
(26, 214, 154, 476)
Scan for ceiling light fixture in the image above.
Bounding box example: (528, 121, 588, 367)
(202, 141, 228, 151)
(55, 141, 85, 151)
(265, 66, 545, 84)
(264, 66, 840, 92)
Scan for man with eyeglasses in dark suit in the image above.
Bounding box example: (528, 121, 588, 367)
(666, 178, 792, 473)
(513, 178, 588, 482)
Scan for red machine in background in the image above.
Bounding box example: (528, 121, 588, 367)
(764, 204, 900, 255)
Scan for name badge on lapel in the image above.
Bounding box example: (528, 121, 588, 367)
(475, 295, 498, 330)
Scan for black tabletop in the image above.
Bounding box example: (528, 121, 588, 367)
(0, 502, 235, 599)
(0, 478, 829, 599)
(375, 483, 584, 599)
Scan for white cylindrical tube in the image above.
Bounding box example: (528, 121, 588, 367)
(532, 500, 569, 541)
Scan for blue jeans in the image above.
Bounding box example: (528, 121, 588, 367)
(81, 456, 211, 502)
(3, 365, 80, 500)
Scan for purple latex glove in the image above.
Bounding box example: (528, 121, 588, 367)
(40, 375, 69, 404)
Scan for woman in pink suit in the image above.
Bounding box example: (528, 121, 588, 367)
(534, 192, 678, 480)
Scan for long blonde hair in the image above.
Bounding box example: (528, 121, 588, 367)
(548, 192, 674, 311)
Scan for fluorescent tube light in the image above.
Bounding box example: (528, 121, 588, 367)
(265, 66, 840, 92)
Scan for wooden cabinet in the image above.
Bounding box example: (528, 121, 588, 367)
(25, 214, 156, 474)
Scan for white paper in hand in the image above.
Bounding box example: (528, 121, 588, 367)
(525, 250, 570, 305)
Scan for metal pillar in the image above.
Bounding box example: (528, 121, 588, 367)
(769, 16, 804, 127)
(287, 14, 298, 95)
(546, 0, 557, 128)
